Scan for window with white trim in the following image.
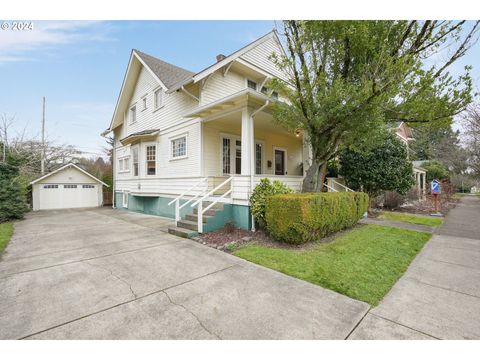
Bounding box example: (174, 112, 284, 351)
(171, 135, 187, 159)
(130, 105, 136, 124)
(154, 88, 163, 110)
(142, 96, 147, 110)
(118, 157, 130, 173)
(146, 145, 156, 175)
(247, 79, 257, 91)
(132, 147, 139, 176)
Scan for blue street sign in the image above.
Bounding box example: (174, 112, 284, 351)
(431, 180, 441, 194)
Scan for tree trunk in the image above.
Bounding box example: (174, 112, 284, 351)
(315, 162, 328, 192)
(302, 159, 320, 192)
(302, 161, 328, 192)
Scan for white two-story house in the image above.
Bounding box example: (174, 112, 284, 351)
(103, 31, 310, 237)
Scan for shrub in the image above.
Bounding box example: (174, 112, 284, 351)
(0, 163, 29, 222)
(265, 192, 369, 244)
(250, 178, 293, 228)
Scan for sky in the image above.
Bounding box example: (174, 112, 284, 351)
(0, 20, 479, 158)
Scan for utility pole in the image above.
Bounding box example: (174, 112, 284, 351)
(41, 96, 45, 174)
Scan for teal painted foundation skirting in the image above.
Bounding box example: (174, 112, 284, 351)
(114, 192, 252, 232)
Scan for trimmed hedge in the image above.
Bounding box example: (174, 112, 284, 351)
(265, 192, 369, 244)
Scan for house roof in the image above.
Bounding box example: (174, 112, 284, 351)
(30, 162, 109, 187)
(120, 129, 160, 145)
(133, 50, 194, 89)
(103, 30, 284, 134)
(167, 30, 284, 93)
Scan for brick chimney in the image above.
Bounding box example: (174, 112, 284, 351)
(216, 54, 226, 62)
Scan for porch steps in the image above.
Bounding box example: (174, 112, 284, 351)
(167, 201, 226, 238)
(168, 226, 198, 239)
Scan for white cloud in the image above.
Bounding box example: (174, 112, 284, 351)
(0, 21, 113, 64)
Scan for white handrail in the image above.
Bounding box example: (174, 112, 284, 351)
(324, 183, 338, 192)
(331, 179, 354, 192)
(191, 176, 233, 207)
(192, 176, 233, 233)
(203, 189, 232, 213)
(167, 177, 207, 206)
(168, 177, 208, 226)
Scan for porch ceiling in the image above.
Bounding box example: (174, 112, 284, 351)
(205, 110, 301, 138)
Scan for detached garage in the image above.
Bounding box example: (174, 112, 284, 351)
(30, 163, 109, 211)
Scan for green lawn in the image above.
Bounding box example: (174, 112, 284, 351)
(0, 222, 14, 254)
(234, 225, 430, 305)
(379, 211, 443, 227)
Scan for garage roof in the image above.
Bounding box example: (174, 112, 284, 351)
(30, 163, 109, 187)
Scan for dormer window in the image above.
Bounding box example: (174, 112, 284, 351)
(247, 80, 257, 91)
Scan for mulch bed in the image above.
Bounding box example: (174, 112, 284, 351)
(398, 195, 459, 216)
(196, 224, 360, 252)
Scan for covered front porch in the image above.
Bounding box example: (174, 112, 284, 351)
(186, 89, 307, 204)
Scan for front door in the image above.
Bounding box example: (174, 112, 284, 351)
(274, 149, 286, 175)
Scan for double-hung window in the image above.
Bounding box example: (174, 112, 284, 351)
(146, 145, 156, 175)
(130, 105, 136, 124)
(132, 147, 139, 176)
(154, 88, 163, 110)
(171, 135, 187, 159)
(247, 79, 257, 91)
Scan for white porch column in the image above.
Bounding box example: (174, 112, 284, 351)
(241, 107, 253, 175)
(422, 172, 426, 198)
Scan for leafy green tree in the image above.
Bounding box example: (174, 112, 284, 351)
(0, 163, 29, 222)
(422, 160, 450, 182)
(271, 20, 478, 192)
(409, 124, 469, 175)
(339, 134, 415, 198)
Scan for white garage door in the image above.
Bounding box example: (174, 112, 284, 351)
(38, 184, 99, 210)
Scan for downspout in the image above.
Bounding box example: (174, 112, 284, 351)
(249, 100, 270, 231)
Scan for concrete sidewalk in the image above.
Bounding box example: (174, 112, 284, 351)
(350, 195, 480, 339)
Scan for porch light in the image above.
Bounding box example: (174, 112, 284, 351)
(295, 129, 301, 137)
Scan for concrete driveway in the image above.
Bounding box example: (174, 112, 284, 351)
(0, 208, 369, 340)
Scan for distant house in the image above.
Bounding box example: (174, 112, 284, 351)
(102, 31, 309, 236)
(30, 163, 108, 211)
(393, 122, 427, 198)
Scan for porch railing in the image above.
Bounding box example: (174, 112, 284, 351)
(168, 177, 208, 226)
(191, 176, 233, 233)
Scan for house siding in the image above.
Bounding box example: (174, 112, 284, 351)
(240, 36, 287, 81)
(200, 70, 245, 106)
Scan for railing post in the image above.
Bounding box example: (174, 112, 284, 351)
(197, 201, 203, 233)
(175, 199, 180, 226)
